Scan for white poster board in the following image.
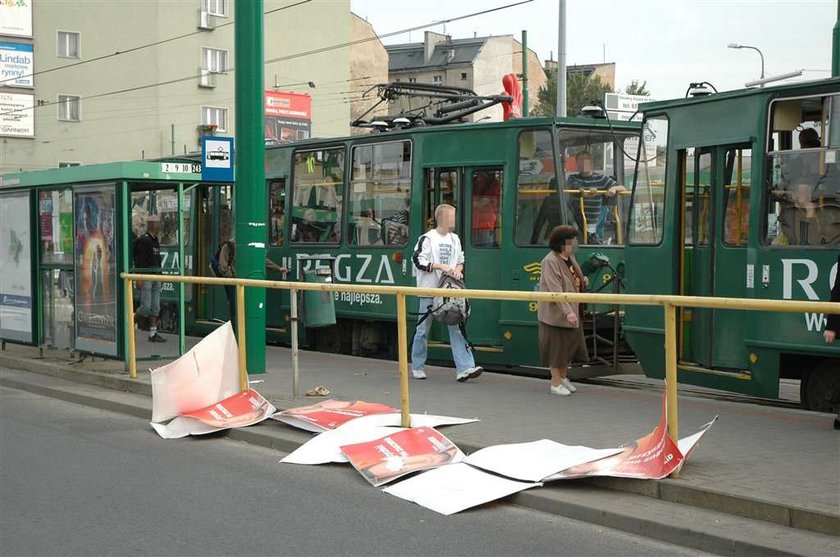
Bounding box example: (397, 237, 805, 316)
(0, 191, 33, 342)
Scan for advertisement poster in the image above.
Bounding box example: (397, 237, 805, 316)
(151, 389, 276, 439)
(0, 0, 32, 37)
(340, 427, 465, 487)
(0, 41, 34, 87)
(265, 90, 311, 143)
(0, 192, 32, 342)
(74, 186, 118, 355)
(0, 92, 34, 137)
(150, 322, 240, 423)
(272, 399, 397, 433)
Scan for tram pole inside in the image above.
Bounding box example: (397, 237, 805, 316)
(234, 0, 267, 374)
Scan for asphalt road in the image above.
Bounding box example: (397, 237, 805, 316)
(0, 386, 711, 557)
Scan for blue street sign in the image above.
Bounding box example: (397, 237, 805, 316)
(201, 136, 234, 182)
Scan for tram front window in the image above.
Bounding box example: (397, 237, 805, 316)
(628, 116, 669, 245)
(766, 94, 840, 246)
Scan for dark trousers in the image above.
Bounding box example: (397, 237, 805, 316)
(224, 285, 237, 333)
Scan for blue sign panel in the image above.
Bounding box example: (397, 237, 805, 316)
(201, 136, 234, 182)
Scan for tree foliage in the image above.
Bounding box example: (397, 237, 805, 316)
(624, 79, 650, 96)
(532, 70, 613, 117)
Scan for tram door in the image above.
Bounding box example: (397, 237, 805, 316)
(678, 145, 750, 370)
(420, 166, 503, 347)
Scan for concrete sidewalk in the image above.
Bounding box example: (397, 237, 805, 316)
(1, 338, 838, 539)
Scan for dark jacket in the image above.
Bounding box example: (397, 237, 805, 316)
(827, 254, 840, 333)
(132, 232, 161, 273)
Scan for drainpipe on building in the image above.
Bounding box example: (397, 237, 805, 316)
(833, 0, 839, 77)
(521, 30, 529, 117)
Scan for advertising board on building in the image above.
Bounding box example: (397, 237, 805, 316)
(0, 92, 34, 137)
(0, 191, 33, 342)
(0, 42, 33, 87)
(74, 185, 119, 356)
(265, 90, 311, 143)
(0, 0, 32, 37)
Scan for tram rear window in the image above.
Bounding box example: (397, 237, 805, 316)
(290, 147, 345, 244)
(765, 94, 840, 246)
(348, 140, 412, 247)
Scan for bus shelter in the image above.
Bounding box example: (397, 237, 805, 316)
(0, 161, 229, 362)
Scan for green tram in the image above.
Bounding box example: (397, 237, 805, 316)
(623, 78, 840, 411)
(193, 116, 641, 366)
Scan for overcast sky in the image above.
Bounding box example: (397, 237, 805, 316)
(350, 0, 837, 100)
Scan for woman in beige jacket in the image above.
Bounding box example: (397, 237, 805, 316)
(537, 225, 589, 396)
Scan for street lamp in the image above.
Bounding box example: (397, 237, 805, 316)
(728, 43, 765, 86)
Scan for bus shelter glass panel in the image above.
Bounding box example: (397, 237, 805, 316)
(129, 186, 194, 359)
(516, 129, 559, 245)
(555, 129, 636, 246)
(291, 147, 345, 244)
(629, 116, 669, 245)
(348, 140, 412, 247)
(74, 184, 118, 356)
(38, 189, 74, 265)
(0, 191, 34, 343)
(765, 94, 840, 247)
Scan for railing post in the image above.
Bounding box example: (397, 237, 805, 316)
(663, 302, 679, 477)
(125, 278, 137, 379)
(396, 293, 411, 428)
(236, 283, 248, 391)
(290, 288, 300, 398)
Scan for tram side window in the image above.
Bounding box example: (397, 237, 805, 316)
(348, 140, 411, 247)
(291, 147, 344, 244)
(765, 94, 840, 246)
(471, 168, 503, 248)
(268, 181, 285, 247)
(629, 116, 669, 245)
(517, 129, 559, 246)
(38, 189, 74, 266)
(722, 147, 751, 246)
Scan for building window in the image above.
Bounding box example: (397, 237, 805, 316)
(201, 106, 227, 132)
(433, 75, 443, 84)
(461, 72, 468, 80)
(408, 77, 417, 83)
(202, 0, 228, 16)
(201, 47, 228, 73)
(57, 31, 80, 59)
(57, 95, 81, 121)
(58, 162, 81, 168)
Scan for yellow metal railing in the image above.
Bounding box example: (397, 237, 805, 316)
(122, 272, 840, 476)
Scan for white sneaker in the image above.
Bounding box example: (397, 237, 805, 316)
(550, 384, 571, 396)
(456, 366, 483, 382)
(561, 378, 577, 393)
(411, 369, 427, 380)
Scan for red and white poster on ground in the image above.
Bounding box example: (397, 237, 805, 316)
(151, 389, 276, 439)
(150, 322, 240, 423)
(546, 394, 683, 480)
(340, 427, 464, 487)
(271, 400, 398, 433)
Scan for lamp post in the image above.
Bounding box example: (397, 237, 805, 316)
(728, 43, 765, 86)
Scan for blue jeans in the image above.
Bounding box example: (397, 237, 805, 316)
(596, 205, 609, 239)
(411, 297, 475, 375)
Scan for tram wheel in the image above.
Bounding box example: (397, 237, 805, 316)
(800, 360, 840, 413)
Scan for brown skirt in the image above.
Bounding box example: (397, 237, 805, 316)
(538, 321, 589, 369)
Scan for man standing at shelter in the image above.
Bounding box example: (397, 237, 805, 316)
(410, 204, 483, 382)
(133, 214, 166, 343)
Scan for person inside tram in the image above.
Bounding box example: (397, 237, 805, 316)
(566, 151, 626, 245)
(471, 170, 501, 247)
(530, 178, 563, 244)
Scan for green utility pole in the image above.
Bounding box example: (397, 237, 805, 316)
(833, 0, 839, 77)
(521, 30, 529, 117)
(234, 0, 267, 374)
